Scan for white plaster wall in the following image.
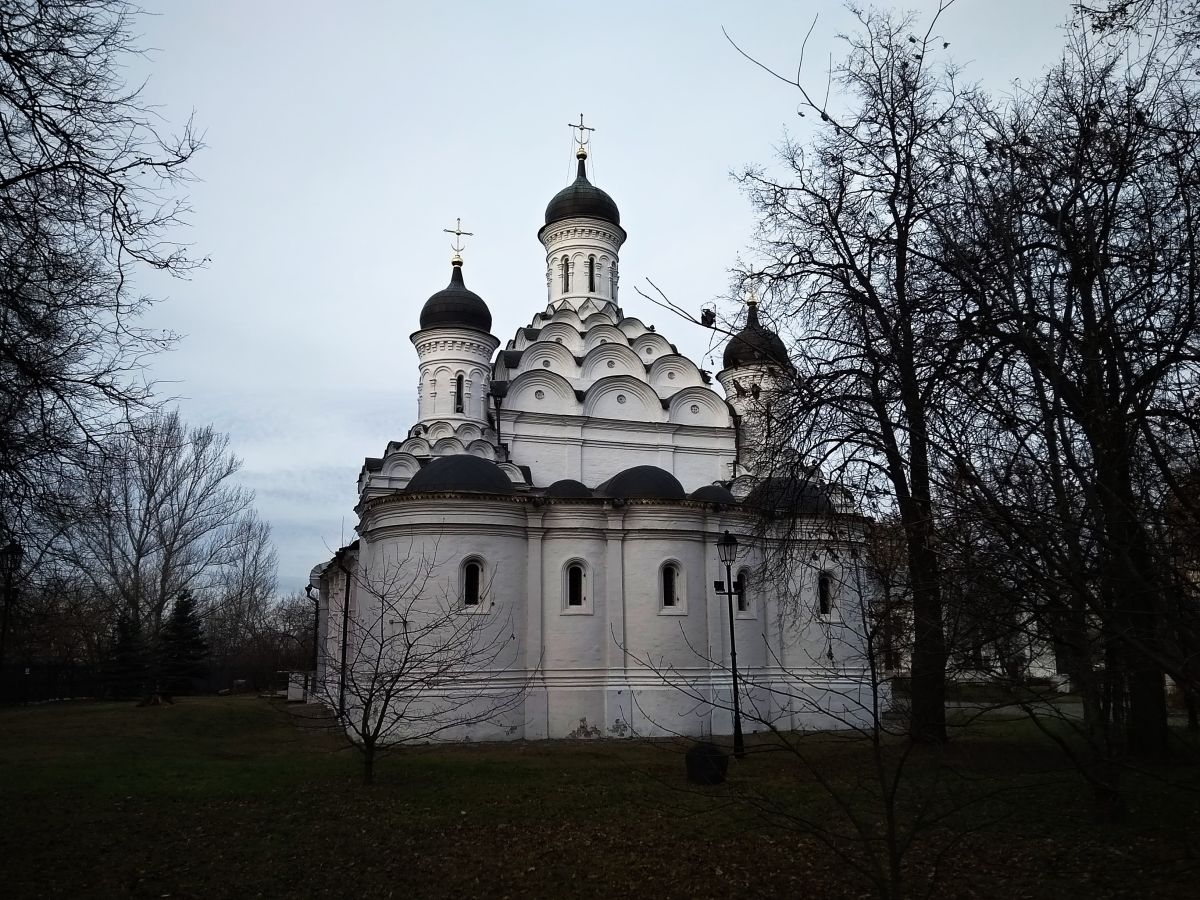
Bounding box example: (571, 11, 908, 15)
(411, 326, 499, 430)
(540, 217, 625, 309)
(501, 411, 737, 491)
(327, 492, 881, 742)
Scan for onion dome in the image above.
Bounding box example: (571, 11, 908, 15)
(544, 479, 593, 498)
(543, 148, 621, 229)
(598, 465, 686, 500)
(406, 455, 514, 495)
(419, 258, 492, 332)
(744, 475, 833, 516)
(689, 484, 737, 504)
(723, 299, 791, 371)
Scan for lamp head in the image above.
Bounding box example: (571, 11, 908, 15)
(716, 530, 739, 566)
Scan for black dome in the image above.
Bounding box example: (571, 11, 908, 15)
(723, 301, 791, 370)
(544, 479, 593, 498)
(406, 455, 514, 495)
(744, 476, 833, 515)
(419, 261, 492, 332)
(599, 465, 686, 500)
(543, 154, 621, 229)
(689, 484, 737, 504)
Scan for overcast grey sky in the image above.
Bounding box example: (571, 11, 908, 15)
(127, 0, 1077, 594)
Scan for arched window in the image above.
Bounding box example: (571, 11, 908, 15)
(818, 571, 833, 616)
(561, 255, 570, 292)
(567, 564, 584, 607)
(610, 264, 618, 300)
(561, 560, 590, 614)
(454, 374, 465, 414)
(588, 255, 596, 292)
(463, 560, 482, 607)
(736, 569, 750, 613)
(662, 563, 680, 608)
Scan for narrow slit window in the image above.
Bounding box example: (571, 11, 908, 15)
(818, 572, 832, 616)
(588, 255, 596, 292)
(464, 561, 481, 606)
(567, 564, 584, 607)
(454, 374, 464, 414)
(662, 565, 678, 607)
(736, 570, 750, 612)
(561, 256, 570, 292)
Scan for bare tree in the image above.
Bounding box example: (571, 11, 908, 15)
(937, 13, 1200, 759)
(1078, 0, 1200, 44)
(728, 2, 972, 742)
(57, 411, 265, 703)
(315, 540, 529, 784)
(0, 0, 202, 532)
(202, 515, 279, 684)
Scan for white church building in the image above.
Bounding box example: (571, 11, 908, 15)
(311, 135, 876, 742)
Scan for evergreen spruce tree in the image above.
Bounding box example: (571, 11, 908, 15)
(105, 614, 146, 699)
(160, 593, 208, 696)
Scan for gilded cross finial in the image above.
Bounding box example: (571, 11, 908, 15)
(443, 217, 473, 264)
(746, 285, 759, 307)
(568, 113, 595, 158)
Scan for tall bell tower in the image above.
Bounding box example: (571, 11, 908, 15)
(537, 116, 627, 315)
(409, 220, 499, 432)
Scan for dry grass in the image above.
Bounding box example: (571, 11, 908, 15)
(0, 696, 1195, 899)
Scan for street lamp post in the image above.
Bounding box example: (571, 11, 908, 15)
(1, 539, 25, 701)
(304, 583, 320, 699)
(715, 530, 745, 759)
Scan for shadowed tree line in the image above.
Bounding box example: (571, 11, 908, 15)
(680, 4, 1200, 862)
(0, 2, 294, 703)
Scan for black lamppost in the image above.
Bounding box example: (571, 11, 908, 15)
(304, 583, 320, 697)
(715, 530, 745, 759)
(0, 539, 24, 697)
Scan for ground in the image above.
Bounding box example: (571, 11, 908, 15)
(0, 697, 1195, 899)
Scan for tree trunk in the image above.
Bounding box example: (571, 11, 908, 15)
(905, 512, 947, 743)
(362, 742, 375, 785)
(1100, 461, 1169, 759)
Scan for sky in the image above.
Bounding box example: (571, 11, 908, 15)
(126, 0, 1080, 594)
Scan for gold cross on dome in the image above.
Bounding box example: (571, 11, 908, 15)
(443, 217, 473, 257)
(568, 113, 595, 150)
(745, 285, 759, 307)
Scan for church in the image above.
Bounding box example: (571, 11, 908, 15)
(311, 128, 876, 743)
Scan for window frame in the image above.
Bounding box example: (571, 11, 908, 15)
(561, 255, 570, 293)
(735, 567, 755, 619)
(817, 570, 835, 618)
(461, 557, 488, 613)
(659, 561, 687, 615)
(454, 373, 465, 414)
(561, 559, 592, 615)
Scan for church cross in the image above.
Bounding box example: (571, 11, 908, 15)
(568, 113, 595, 150)
(443, 217, 473, 256)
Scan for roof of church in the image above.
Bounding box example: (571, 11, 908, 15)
(419, 260, 492, 332)
(743, 475, 833, 515)
(598, 465, 686, 500)
(689, 484, 737, 504)
(543, 153, 621, 229)
(405, 454, 515, 495)
(544, 478, 593, 498)
(723, 301, 792, 371)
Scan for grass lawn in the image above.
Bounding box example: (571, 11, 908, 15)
(0, 697, 1196, 899)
